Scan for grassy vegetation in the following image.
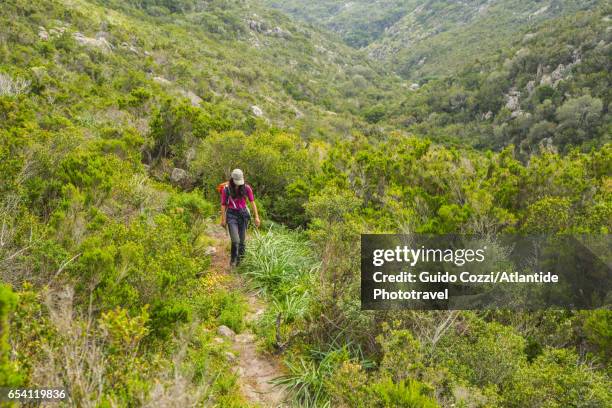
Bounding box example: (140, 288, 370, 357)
(0, 0, 610, 406)
(264, 0, 603, 79)
(237, 137, 611, 406)
(384, 5, 612, 153)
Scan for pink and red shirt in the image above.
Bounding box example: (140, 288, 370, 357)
(221, 184, 254, 210)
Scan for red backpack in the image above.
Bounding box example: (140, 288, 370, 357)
(216, 181, 229, 194)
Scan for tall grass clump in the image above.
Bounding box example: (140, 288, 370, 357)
(240, 227, 319, 298)
(271, 347, 348, 408)
(240, 226, 319, 353)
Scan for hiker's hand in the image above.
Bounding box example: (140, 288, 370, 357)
(220, 219, 226, 227)
(254, 217, 261, 228)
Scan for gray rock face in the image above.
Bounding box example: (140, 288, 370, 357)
(247, 19, 266, 33)
(505, 88, 521, 112)
(540, 74, 553, 86)
(538, 51, 582, 88)
(526, 81, 536, 95)
(247, 17, 290, 38)
(153, 76, 172, 85)
(170, 168, 188, 184)
(268, 26, 290, 38)
(74, 32, 112, 52)
(181, 90, 202, 106)
(120, 42, 139, 54)
(551, 64, 566, 82)
(38, 27, 49, 40)
(251, 105, 264, 117)
(217, 325, 236, 339)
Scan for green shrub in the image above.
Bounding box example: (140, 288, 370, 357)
(436, 317, 526, 388)
(217, 292, 246, 333)
(273, 348, 350, 407)
(192, 130, 316, 221)
(0, 284, 22, 387)
(369, 378, 439, 408)
(582, 309, 612, 362)
(504, 348, 611, 408)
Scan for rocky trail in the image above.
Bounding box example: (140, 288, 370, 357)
(207, 225, 287, 407)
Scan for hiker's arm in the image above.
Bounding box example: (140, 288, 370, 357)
(247, 186, 260, 227)
(220, 204, 227, 227)
(250, 201, 260, 227)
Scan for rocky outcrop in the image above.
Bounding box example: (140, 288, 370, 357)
(505, 88, 521, 111)
(526, 80, 536, 95)
(538, 50, 582, 88)
(38, 27, 49, 41)
(267, 26, 290, 38)
(74, 32, 113, 52)
(38, 26, 66, 41)
(505, 88, 531, 119)
(180, 90, 202, 106)
(247, 19, 266, 33)
(217, 325, 236, 339)
(153, 76, 172, 85)
(250, 105, 264, 117)
(247, 17, 290, 38)
(119, 42, 139, 55)
(170, 168, 189, 185)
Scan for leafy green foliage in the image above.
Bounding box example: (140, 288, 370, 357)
(273, 347, 351, 407)
(370, 378, 438, 408)
(240, 227, 318, 349)
(264, 1, 601, 79)
(582, 310, 612, 362)
(240, 228, 317, 297)
(437, 318, 526, 388)
(0, 0, 610, 406)
(192, 129, 316, 222)
(0, 285, 22, 387)
(506, 348, 611, 407)
(384, 6, 611, 152)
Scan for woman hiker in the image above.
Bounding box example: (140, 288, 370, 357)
(220, 169, 261, 267)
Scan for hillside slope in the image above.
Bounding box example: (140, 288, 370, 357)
(263, 0, 603, 80)
(1, 1, 610, 407)
(261, 0, 410, 47)
(384, 6, 611, 152)
(2, 0, 405, 141)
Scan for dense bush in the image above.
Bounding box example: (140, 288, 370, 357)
(0, 285, 21, 387)
(0, 0, 609, 406)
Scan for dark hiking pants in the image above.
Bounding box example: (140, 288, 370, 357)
(226, 208, 249, 265)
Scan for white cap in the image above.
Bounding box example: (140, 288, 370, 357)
(231, 168, 245, 185)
